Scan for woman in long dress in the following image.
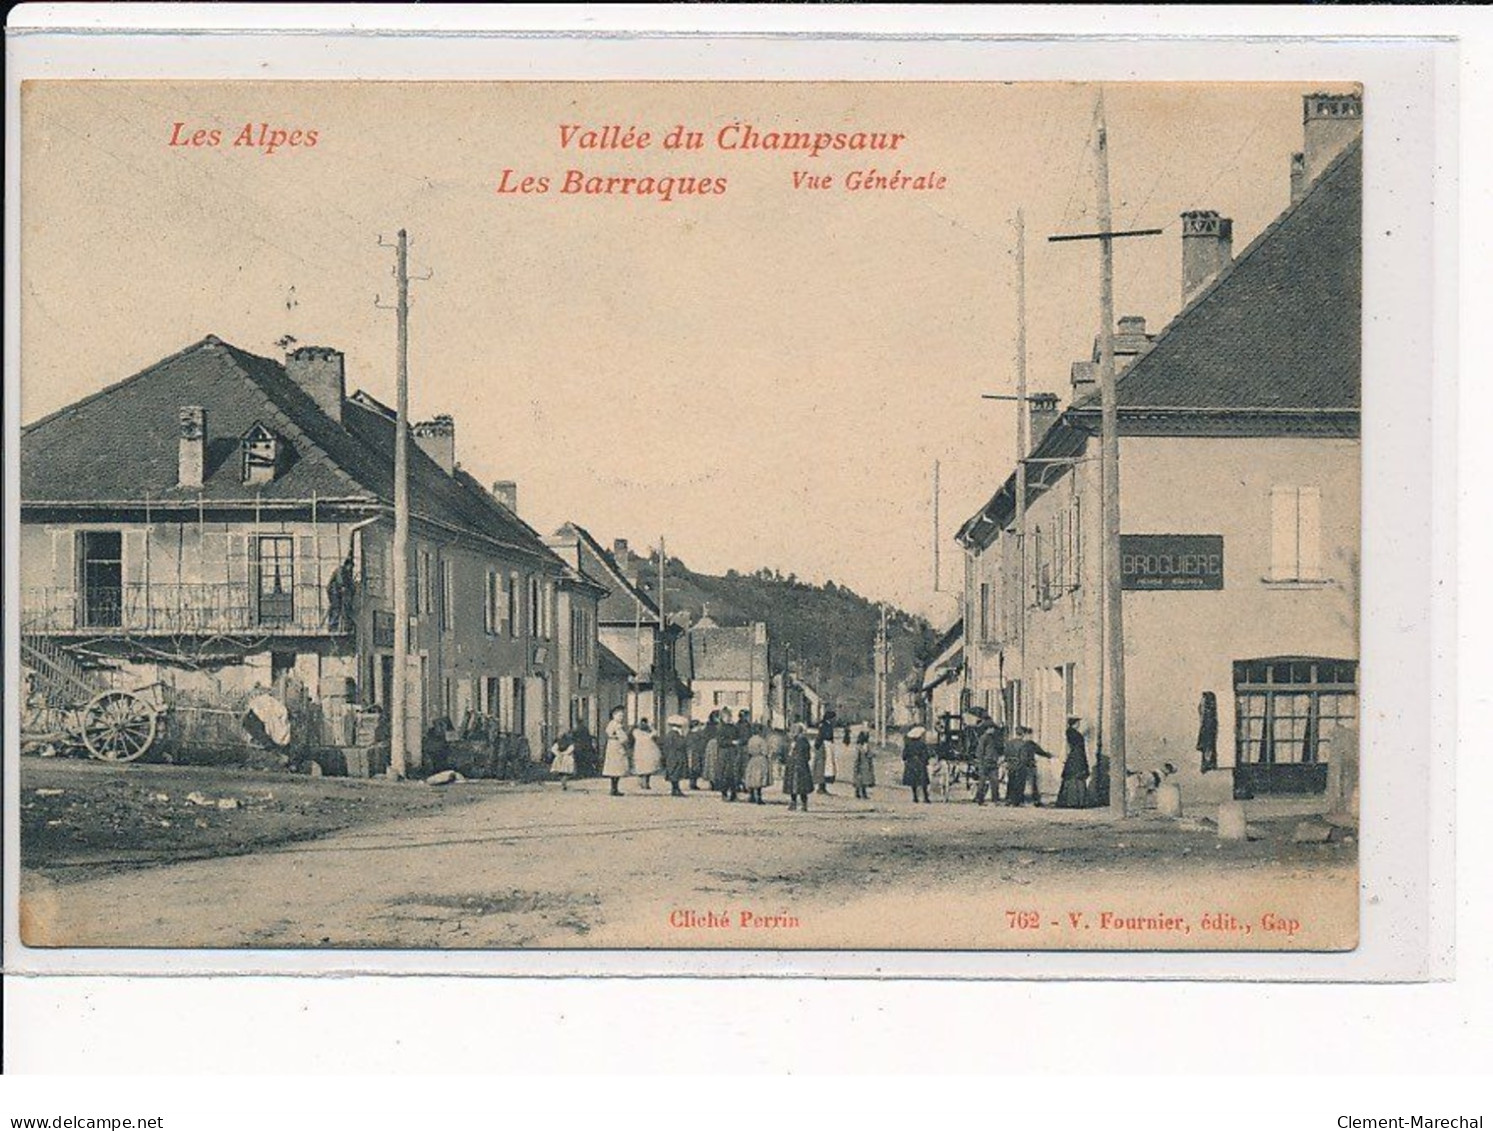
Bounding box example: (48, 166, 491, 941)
(783, 724, 814, 812)
(549, 730, 577, 791)
(701, 712, 722, 790)
(742, 724, 771, 805)
(661, 716, 690, 797)
(631, 719, 662, 790)
(601, 706, 631, 797)
(901, 726, 932, 804)
(1056, 717, 1090, 808)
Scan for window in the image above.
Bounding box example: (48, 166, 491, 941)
(417, 549, 433, 615)
(78, 530, 123, 628)
(979, 582, 991, 642)
(440, 558, 455, 631)
(484, 570, 502, 634)
(484, 676, 502, 726)
(254, 535, 295, 625)
(1269, 486, 1323, 582)
(241, 424, 280, 485)
(507, 572, 520, 637)
(527, 575, 542, 640)
(1234, 658, 1357, 765)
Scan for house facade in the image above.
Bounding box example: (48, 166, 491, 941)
(19, 337, 596, 771)
(956, 93, 1362, 803)
(686, 622, 771, 723)
(546, 526, 689, 726)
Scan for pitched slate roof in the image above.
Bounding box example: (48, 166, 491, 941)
(1074, 139, 1361, 415)
(596, 641, 634, 681)
(554, 521, 661, 626)
(688, 625, 768, 682)
(958, 140, 1361, 550)
(21, 335, 563, 567)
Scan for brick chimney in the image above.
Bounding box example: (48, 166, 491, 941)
(1070, 360, 1097, 397)
(284, 346, 345, 424)
(1302, 91, 1363, 187)
(613, 538, 639, 582)
(1028, 392, 1060, 450)
(412, 414, 455, 474)
(1181, 210, 1234, 304)
(491, 480, 518, 513)
(178, 405, 206, 489)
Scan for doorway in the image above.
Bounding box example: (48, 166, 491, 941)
(79, 530, 123, 628)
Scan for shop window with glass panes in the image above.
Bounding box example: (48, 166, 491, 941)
(1233, 658, 1357, 765)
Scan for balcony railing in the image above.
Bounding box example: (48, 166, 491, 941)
(21, 584, 353, 636)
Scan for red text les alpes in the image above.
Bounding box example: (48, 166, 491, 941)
(169, 122, 319, 155)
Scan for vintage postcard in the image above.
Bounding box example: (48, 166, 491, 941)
(14, 78, 1365, 954)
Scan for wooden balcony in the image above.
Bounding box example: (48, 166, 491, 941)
(21, 584, 353, 637)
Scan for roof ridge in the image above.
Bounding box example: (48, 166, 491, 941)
(1099, 136, 1362, 408)
(22, 334, 226, 434)
(564, 521, 662, 618)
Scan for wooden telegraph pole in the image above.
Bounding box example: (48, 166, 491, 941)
(390, 230, 411, 780)
(1014, 209, 1029, 721)
(377, 229, 431, 780)
(1048, 91, 1161, 817)
(656, 536, 666, 728)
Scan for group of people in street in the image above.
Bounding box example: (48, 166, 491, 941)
(960, 706, 1109, 809)
(545, 703, 1109, 812)
(572, 704, 878, 812)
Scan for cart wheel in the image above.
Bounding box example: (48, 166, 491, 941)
(81, 690, 158, 762)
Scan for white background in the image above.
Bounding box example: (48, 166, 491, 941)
(1, 2, 1487, 1112)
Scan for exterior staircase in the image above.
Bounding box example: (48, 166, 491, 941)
(21, 634, 107, 706)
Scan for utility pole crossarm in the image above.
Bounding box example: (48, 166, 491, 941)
(1047, 228, 1163, 243)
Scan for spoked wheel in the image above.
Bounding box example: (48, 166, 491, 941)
(80, 690, 158, 762)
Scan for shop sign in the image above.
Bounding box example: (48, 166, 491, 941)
(1120, 534, 1224, 590)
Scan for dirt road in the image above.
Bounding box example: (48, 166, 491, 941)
(20, 758, 1357, 952)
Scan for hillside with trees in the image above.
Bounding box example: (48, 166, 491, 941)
(626, 547, 937, 720)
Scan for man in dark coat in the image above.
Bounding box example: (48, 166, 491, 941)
(1005, 726, 1054, 807)
(971, 711, 1005, 806)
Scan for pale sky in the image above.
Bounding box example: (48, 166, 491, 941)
(21, 81, 1331, 620)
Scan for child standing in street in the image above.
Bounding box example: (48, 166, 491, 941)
(852, 730, 876, 800)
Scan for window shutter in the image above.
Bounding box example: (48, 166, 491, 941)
(1269, 486, 1297, 581)
(227, 533, 249, 586)
(1297, 487, 1322, 581)
(52, 530, 75, 590)
(297, 534, 318, 588)
(121, 530, 149, 628)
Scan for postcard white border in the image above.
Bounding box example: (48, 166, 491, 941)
(2, 14, 1454, 987)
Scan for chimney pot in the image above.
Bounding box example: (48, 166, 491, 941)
(284, 346, 346, 424)
(1302, 91, 1363, 187)
(491, 480, 518, 513)
(613, 538, 630, 561)
(178, 405, 206, 488)
(412, 414, 456, 474)
(1181, 210, 1234, 304)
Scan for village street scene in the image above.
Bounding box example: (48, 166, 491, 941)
(16, 82, 1361, 951)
